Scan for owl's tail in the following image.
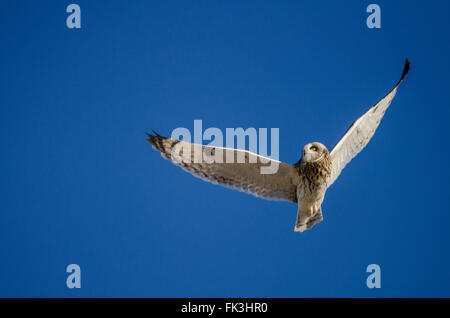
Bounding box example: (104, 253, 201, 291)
(294, 206, 323, 232)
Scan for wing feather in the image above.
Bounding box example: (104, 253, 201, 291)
(146, 133, 300, 202)
(328, 59, 410, 186)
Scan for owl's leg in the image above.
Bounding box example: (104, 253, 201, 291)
(308, 204, 319, 217)
(295, 204, 323, 232)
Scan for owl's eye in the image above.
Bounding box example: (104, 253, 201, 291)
(310, 146, 318, 151)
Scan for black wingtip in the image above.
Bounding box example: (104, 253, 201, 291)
(145, 133, 152, 143)
(145, 130, 167, 147)
(402, 58, 410, 79)
(145, 131, 157, 144)
(145, 130, 161, 139)
(396, 58, 410, 86)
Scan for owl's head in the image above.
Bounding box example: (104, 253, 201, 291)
(302, 142, 328, 163)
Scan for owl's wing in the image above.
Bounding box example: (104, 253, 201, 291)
(146, 132, 300, 202)
(328, 59, 410, 187)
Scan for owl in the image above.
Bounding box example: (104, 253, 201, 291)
(146, 60, 409, 232)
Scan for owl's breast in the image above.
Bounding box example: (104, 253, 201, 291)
(296, 156, 331, 203)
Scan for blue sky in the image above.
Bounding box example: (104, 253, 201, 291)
(1, 1, 450, 297)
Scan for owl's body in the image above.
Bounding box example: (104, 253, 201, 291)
(146, 60, 410, 232)
(294, 142, 332, 232)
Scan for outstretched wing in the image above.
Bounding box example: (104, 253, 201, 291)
(328, 59, 410, 186)
(146, 133, 300, 202)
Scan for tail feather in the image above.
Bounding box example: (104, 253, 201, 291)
(294, 206, 323, 232)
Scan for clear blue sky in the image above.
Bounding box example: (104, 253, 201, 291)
(1, 1, 449, 297)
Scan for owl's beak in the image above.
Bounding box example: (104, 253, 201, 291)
(303, 151, 312, 162)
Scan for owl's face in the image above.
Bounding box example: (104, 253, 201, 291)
(302, 142, 328, 163)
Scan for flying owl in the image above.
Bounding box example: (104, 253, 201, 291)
(146, 60, 409, 232)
